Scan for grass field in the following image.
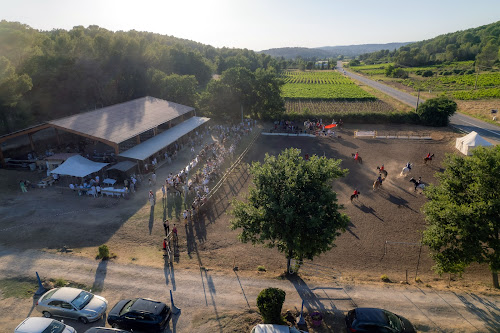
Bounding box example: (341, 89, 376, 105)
(349, 61, 500, 100)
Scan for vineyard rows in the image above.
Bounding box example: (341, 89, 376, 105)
(402, 72, 500, 91)
(281, 71, 375, 101)
(285, 100, 396, 114)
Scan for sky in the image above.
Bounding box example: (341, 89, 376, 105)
(1, 0, 499, 51)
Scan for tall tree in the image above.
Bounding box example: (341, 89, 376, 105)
(416, 97, 457, 127)
(422, 146, 500, 288)
(231, 148, 349, 273)
(0, 56, 32, 132)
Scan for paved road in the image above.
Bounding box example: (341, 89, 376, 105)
(337, 61, 500, 144)
(0, 247, 499, 332)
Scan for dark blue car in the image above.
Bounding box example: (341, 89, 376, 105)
(107, 298, 171, 332)
(345, 308, 416, 333)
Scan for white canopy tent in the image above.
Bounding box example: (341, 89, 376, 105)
(455, 131, 493, 156)
(49, 155, 109, 177)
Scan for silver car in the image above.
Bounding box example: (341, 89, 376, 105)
(36, 287, 108, 324)
(15, 317, 76, 333)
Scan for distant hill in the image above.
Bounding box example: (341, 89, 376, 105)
(259, 42, 411, 59)
(359, 20, 500, 66)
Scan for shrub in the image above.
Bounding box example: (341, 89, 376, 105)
(256, 288, 286, 324)
(415, 70, 422, 75)
(380, 274, 391, 282)
(422, 70, 434, 77)
(54, 278, 67, 287)
(416, 97, 457, 126)
(97, 245, 110, 260)
(442, 71, 452, 76)
(257, 266, 266, 272)
(392, 68, 408, 79)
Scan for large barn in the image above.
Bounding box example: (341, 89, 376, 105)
(0, 96, 210, 168)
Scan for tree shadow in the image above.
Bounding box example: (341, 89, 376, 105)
(454, 292, 500, 332)
(92, 259, 108, 292)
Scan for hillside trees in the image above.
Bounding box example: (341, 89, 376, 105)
(231, 148, 349, 273)
(0, 56, 32, 132)
(422, 146, 500, 288)
(198, 67, 285, 120)
(0, 20, 279, 134)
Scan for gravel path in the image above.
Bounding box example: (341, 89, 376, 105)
(1, 247, 498, 332)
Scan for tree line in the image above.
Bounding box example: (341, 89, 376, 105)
(358, 20, 500, 68)
(0, 21, 286, 134)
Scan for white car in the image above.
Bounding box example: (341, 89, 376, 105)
(14, 317, 76, 333)
(36, 287, 108, 323)
(251, 324, 307, 333)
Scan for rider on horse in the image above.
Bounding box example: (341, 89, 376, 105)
(377, 174, 383, 185)
(406, 162, 411, 170)
(354, 152, 359, 161)
(353, 189, 359, 196)
(380, 164, 385, 171)
(426, 152, 431, 159)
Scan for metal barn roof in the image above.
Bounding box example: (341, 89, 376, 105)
(48, 96, 194, 144)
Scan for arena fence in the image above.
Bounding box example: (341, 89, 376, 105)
(355, 130, 431, 140)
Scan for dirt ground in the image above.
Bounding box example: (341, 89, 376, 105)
(0, 124, 495, 289)
(1, 123, 499, 331)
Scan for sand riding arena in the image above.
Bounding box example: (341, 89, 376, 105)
(0, 123, 492, 288)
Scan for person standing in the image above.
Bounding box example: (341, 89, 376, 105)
(162, 237, 168, 257)
(152, 172, 157, 185)
(172, 224, 178, 244)
(96, 185, 101, 197)
(20, 180, 27, 193)
(149, 190, 155, 206)
(161, 185, 166, 199)
(163, 219, 170, 236)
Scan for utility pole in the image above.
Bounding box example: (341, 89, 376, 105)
(415, 89, 420, 112)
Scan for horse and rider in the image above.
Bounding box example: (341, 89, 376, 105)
(376, 164, 387, 178)
(352, 151, 362, 164)
(409, 176, 425, 191)
(350, 189, 360, 202)
(401, 162, 412, 176)
(424, 153, 434, 164)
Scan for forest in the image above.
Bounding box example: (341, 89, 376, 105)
(357, 20, 500, 68)
(0, 21, 286, 135)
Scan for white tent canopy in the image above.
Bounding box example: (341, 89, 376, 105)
(50, 155, 109, 177)
(455, 131, 493, 155)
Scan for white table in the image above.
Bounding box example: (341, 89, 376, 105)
(103, 178, 116, 186)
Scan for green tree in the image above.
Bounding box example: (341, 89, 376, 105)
(416, 97, 457, 126)
(422, 146, 500, 288)
(256, 288, 286, 324)
(0, 56, 32, 132)
(231, 148, 349, 273)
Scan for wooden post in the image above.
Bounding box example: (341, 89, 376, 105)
(28, 133, 35, 151)
(113, 144, 119, 156)
(54, 128, 61, 145)
(0, 146, 5, 167)
(136, 135, 141, 144)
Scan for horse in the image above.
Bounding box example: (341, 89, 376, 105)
(351, 153, 363, 164)
(400, 164, 412, 177)
(373, 180, 382, 190)
(409, 177, 425, 191)
(423, 153, 435, 164)
(376, 166, 388, 179)
(350, 192, 360, 202)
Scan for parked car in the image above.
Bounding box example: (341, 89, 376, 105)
(345, 307, 416, 333)
(36, 287, 108, 324)
(107, 298, 171, 332)
(84, 328, 128, 333)
(251, 324, 307, 332)
(14, 317, 76, 333)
